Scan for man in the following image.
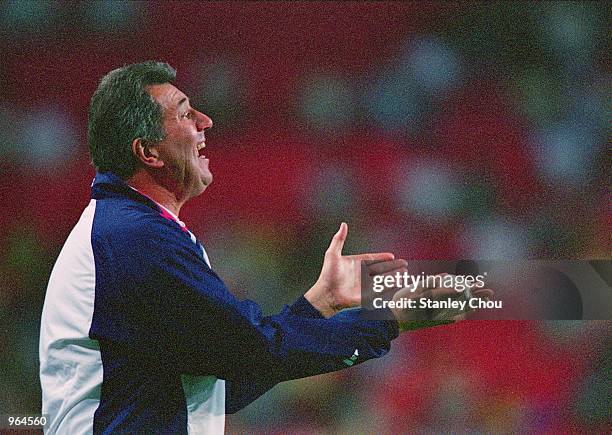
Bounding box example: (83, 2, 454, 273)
(40, 61, 492, 434)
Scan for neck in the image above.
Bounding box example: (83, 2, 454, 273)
(127, 170, 185, 217)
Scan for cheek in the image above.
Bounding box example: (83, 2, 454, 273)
(172, 141, 195, 161)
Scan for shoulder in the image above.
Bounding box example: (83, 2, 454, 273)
(92, 198, 192, 253)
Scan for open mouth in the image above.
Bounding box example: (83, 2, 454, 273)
(197, 141, 206, 158)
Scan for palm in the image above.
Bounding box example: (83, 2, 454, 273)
(391, 279, 495, 330)
(317, 252, 364, 308)
(307, 223, 398, 317)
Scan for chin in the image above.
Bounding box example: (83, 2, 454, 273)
(198, 174, 213, 193)
(190, 184, 208, 199)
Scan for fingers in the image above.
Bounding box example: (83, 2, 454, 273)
(408, 273, 450, 293)
(367, 259, 408, 275)
(362, 258, 399, 266)
(388, 272, 495, 324)
(473, 288, 494, 299)
(350, 252, 395, 262)
(391, 285, 419, 299)
(326, 222, 348, 256)
(420, 286, 461, 300)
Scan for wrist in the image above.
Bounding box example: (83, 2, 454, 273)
(304, 284, 336, 318)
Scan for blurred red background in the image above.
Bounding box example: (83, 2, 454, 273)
(0, 2, 609, 433)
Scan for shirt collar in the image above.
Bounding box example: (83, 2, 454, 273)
(126, 185, 186, 228)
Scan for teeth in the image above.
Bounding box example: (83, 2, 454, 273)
(197, 141, 206, 150)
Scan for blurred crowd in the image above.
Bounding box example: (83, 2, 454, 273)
(0, 2, 609, 432)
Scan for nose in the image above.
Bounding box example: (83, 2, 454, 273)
(196, 111, 213, 131)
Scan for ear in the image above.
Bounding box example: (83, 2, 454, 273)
(131, 138, 164, 169)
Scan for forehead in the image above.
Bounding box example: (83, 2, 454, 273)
(146, 83, 188, 111)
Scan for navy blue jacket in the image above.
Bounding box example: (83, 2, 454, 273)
(40, 172, 398, 434)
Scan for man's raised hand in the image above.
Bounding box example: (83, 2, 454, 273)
(304, 223, 407, 318)
(389, 274, 494, 331)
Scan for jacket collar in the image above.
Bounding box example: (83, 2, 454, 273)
(91, 172, 189, 231)
(91, 172, 160, 213)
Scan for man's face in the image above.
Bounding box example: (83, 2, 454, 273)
(146, 83, 213, 199)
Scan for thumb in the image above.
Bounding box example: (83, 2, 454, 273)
(327, 222, 348, 256)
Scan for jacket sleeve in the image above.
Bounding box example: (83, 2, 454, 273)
(90, 216, 398, 399)
(224, 296, 322, 413)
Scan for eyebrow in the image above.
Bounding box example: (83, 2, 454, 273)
(177, 97, 189, 109)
